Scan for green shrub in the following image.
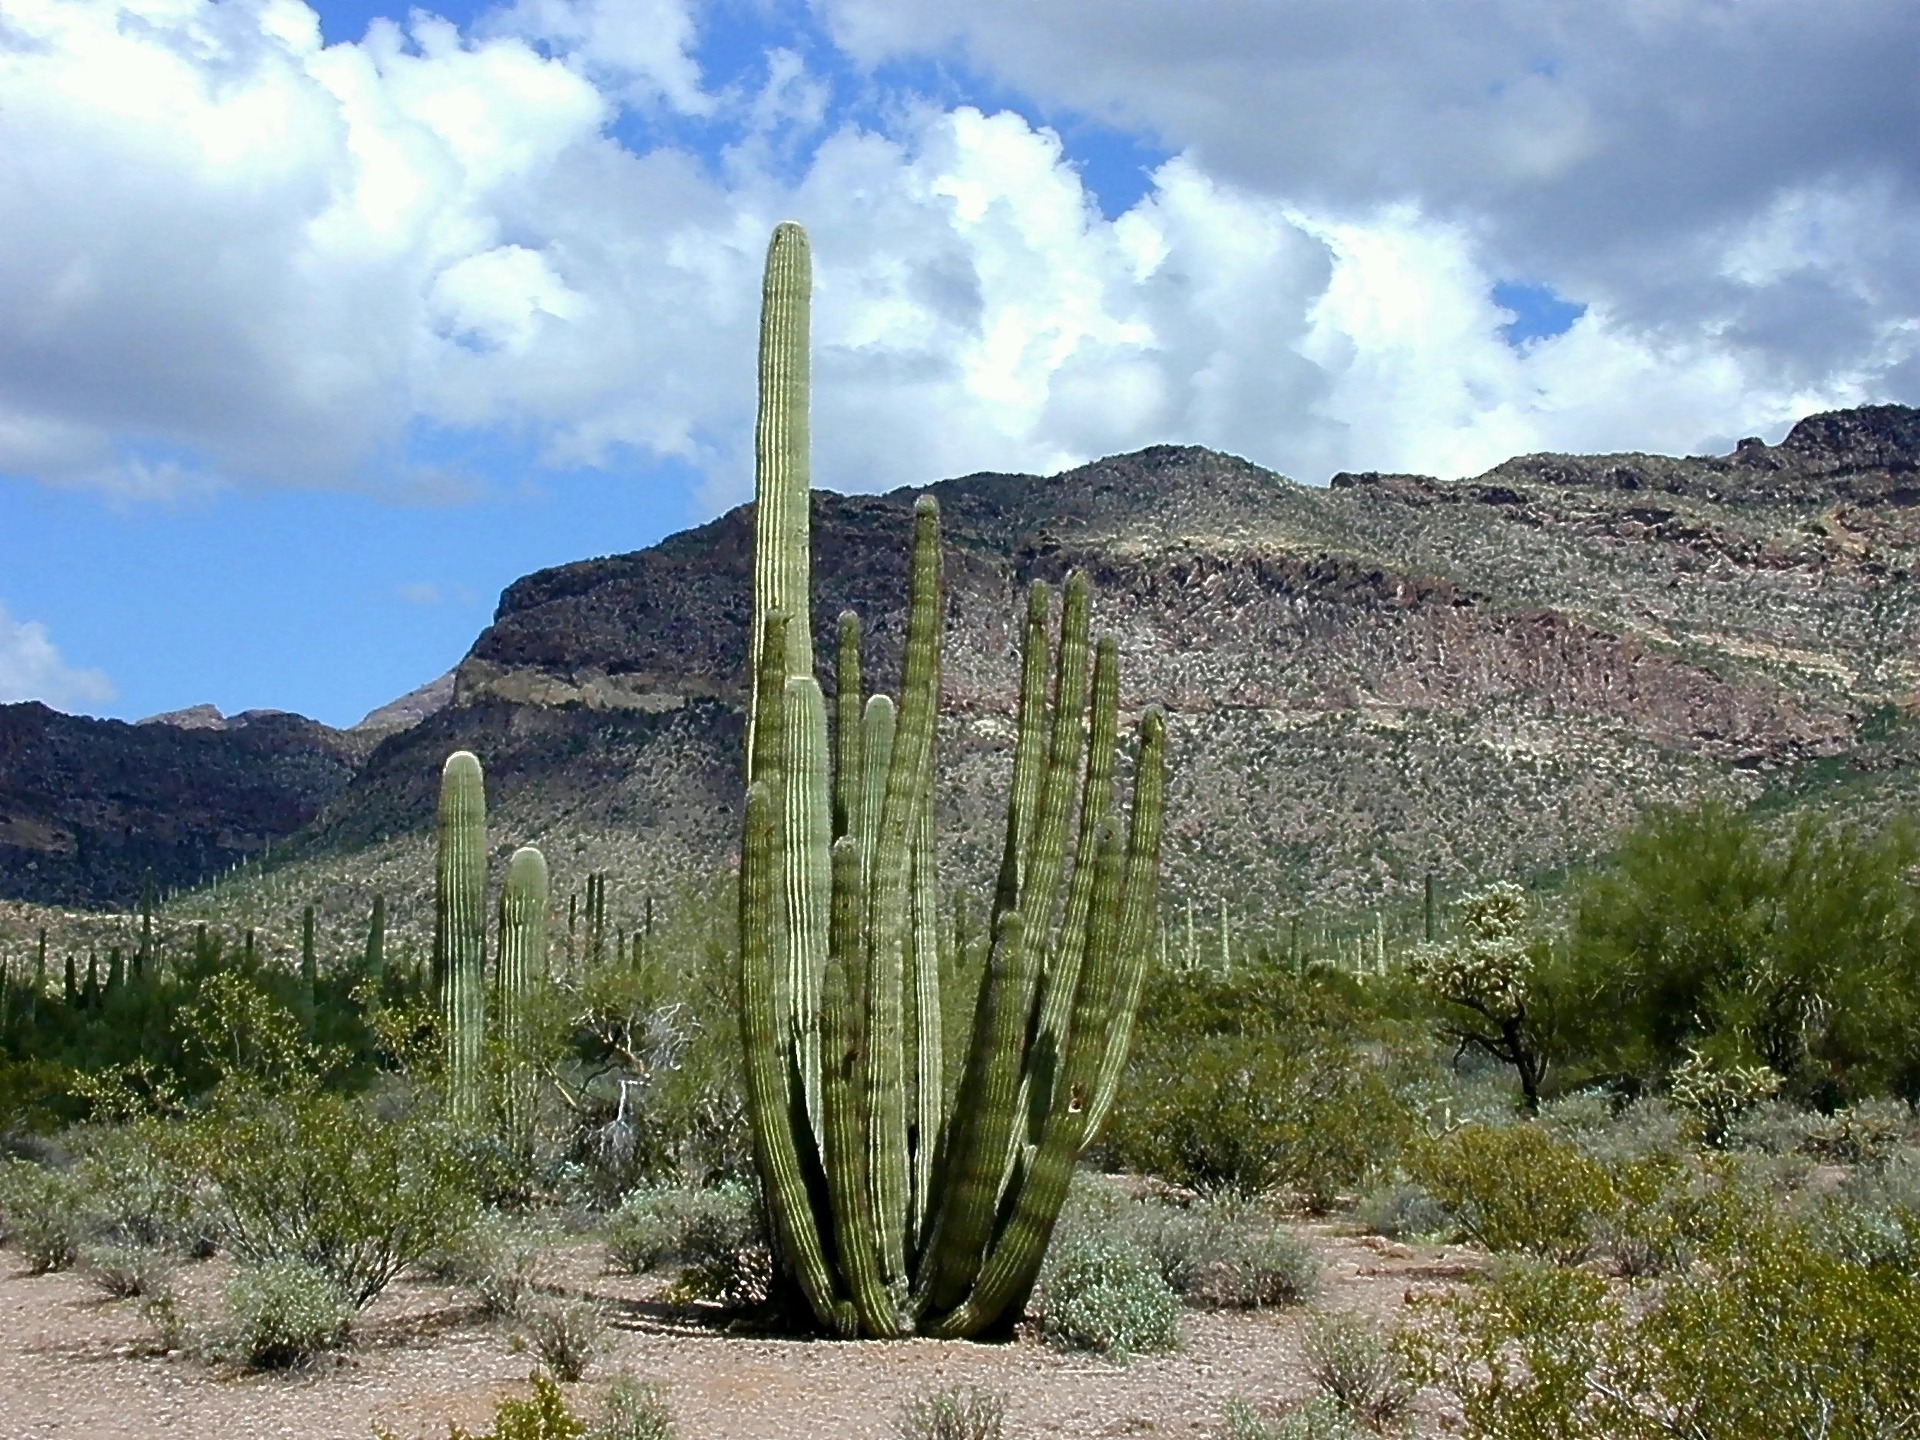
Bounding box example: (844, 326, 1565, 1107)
(1107, 1035, 1411, 1205)
(592, 1372, 677, 1440)
(514, 1294, 608, 1382)
(607, 1180, 766, 1305)
(1085, 1186, 1320, 1310)
(191, 1088, 479, 1307)
(1410, 1123, 1613, 1261)
(1409, 1229, 1920, 1440)
(219, 1258, 351, 1369)
(1353, 1181, 1449, 1241)
(894, 1383, 1008, 1440)
(380, 1373, 587, 1440)
(81, 1242, 177, 1299)
(1302, 1311, 1418, 1432)
(67, 1121, 215, 1255)
(1803, 1097, 1913, 1167)
(1221, 1396, 1356, 1440)
(434, 1213, 544, 1320)
(1033, 1227, 1181, 1360)
(0, 1159, 86, 1272)
(1104, 967, 1415, 1206)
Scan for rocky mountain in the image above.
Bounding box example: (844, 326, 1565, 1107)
(0, 704, 368, 907)
(7, 403, 1918, 925)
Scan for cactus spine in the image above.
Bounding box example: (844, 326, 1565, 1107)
(738, 222, 1166, 1339)
(436, 749, 488, 1125)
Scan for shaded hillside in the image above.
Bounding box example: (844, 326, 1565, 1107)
(289, 403, 1920, 920)
(0, 704, 366, 908)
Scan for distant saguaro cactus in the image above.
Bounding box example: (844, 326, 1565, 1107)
(436, 749, 488, 1125)
(496, 844, 548, 1143)
(738, 222, 1167, 1340)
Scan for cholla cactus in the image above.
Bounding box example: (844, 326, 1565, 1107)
(1410, 881, 1532, 1016)
(1669, 1047, 1781, 1147)
(1411, 881, 1551, 1110)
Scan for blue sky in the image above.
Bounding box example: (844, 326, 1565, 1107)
(1, 0, 1913, 727)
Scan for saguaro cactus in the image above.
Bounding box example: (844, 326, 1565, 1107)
(738, 222, 1167, 1339)
(436, 749, 488, 1125)
(496, 844, 548, 1142)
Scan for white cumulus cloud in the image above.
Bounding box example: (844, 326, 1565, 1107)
(0, 603, 116, 710)
(0, 0, 1908, 515)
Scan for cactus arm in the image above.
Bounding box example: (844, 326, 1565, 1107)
(1023, 633, 1120, 1141)
(864, 497, 942, 1285)
(915, 907, 1039, 1317)
(1087, 707, 1168, 1137)
(822, 835, 905, 1336)
(1019, 570, 1092, 934)
(741, 776, 845, 1333)
(435, 749, 488, 1126)
(747, 222, 814, 771)
(783, 674, 832, 1127)
(860, 695, 895, 885)
(993, 582, 1053, 915)
(833, 613, 864, 845)
(927, 816, 1125, 1338)
(907, 799, 943, 1258)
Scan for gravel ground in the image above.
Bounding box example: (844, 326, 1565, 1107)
(0, 1229, 1478, 1439)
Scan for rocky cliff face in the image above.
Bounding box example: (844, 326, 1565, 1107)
(0, 704, 366, 907)
(8, 404, 1918, 917)
(304, 403, 1920, 917)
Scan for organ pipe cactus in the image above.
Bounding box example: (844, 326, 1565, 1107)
(436, 749, 488, 1126)
(739, 222, 1167, 1339)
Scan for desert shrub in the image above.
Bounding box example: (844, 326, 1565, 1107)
(514, 1294, 609, 1382)
(1809, 1150, 1920, 1276)
(1408, 1227, 1920, 1440)
(81, 1241, 177, 1299)
(190, 1088, 479, 1307)
(1093, 1188, 1320, 1309)
(1033, 1226, 1181, 1360)
(1409, 1123, 1613, 1261)
(1567, 802, 1920, 1103)
(1302, 1311, 1418, 1432)
(894, 1383, 1008, 1440)
(1222, 1396, 1356, 1440)
(379, 1373, 587, 1440)
(1105, 967, 1415, 1206)
(139, 1283, 190, 1354)
(1184, 1209, 1320, 1310)
(66, 1120, 215, 1255)
(607, 1180, 767, 1305)
(218, 1258, 351, 1369)
(1589, 1154, 1698, 1280)
(434, 1213, 545, 1320)
(592, 1371, 677, 1440)
(1802, 1096, 1913, 1167)
(1108, 1035, 1411, 1205)
(1353, 1181, 1449, 1241)
(0, 1158, 87, 1272)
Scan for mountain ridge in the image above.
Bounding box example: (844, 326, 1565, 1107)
(4, 402, 1916, 916)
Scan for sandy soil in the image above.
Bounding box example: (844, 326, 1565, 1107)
(0, 1230, 1479, 1439)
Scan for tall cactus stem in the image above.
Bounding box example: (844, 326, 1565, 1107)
(784, 674, 832, 1124)
(436, 749, 488, 1127)
(747, 220, 814, 770)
